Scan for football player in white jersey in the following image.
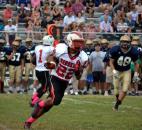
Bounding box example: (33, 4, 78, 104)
(24, 32, 89, 129)
(29, 35, 55, 108)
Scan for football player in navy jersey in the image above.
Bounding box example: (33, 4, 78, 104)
(23, 38, 35, 92)
(6, 40, 25, 93)
(109, 35, 139, 111)
(24, 32, 88, 129)
(0, 39, 7, 93)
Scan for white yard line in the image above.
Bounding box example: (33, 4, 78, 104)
(64, 97, 142, 111)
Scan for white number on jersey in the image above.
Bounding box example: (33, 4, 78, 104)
(56, 63, 74, 80)
(117, 56, 131, 66)
(11, 53, 21, 61)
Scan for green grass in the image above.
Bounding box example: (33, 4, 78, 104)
(0, 94, 142, 130)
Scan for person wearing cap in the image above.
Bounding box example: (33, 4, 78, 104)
(103, 41, 116, 96)
(100, 38, 109, 52)
(89, 39, 106, 95)
(6, 40, 25, 93)
(132, 36, 140, 43)
(4, 19, 17, 46)
(0, 39, 7, 93)
(22, 38, 36, 92)
(109, 35, 139, 111)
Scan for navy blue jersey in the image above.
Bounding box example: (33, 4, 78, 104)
(109, 45, 139, 71)
(22, 45, 36, 63)
(103, 48, 110, 63)
(0, 46, 9, 62)
(6, 46, 25, 66)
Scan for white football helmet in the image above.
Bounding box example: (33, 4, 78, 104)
(66, 32, 84, 52)
(43, 35, 54, 46)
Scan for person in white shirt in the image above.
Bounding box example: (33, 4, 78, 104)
(4, 19, 17, 46)
(63, 10, 76, 27)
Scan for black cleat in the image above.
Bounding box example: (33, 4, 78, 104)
(24, 122, 31, 130)
(113, 103, 119, 111)
(113, 100, 121, 111)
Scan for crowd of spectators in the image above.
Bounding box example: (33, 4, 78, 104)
(0, 0, 142, 95)
(0, 0, 142, 43)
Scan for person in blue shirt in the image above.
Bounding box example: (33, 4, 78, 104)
(109, 35, 139, 111)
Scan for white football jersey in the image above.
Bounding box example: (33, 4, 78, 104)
(51, 43, 88, 81)
(35, 45, 54, 71)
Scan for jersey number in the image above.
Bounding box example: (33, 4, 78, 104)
(117, 56, 131, 66)
(56, 63, 74, 80)
(11, 53, 20, 61)
(38, 49, 42, 63)
(0, 52, 5, 60)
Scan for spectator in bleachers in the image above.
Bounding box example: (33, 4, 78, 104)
(31, 0, 41, 9)
(16, 3, 27, 23)
(113, 9, 125, 31)
(75, 12, 86, 24)
(42, 4, 50, 17)
(72, 0, 84, 16)
(99, 15, 113, 32)
(68, 22, 78, 31)
(116, 18, 129, 32)
(85, 4, 95, 18)
(33, 18, 42, 40)
(64, 1, 72, 15)
(4, 19, 17, 46)
(25, 19, 34, 38)
(3, 4, 13, 23)
(16, 0, 29, 5)
(0, 19, 4, 38)
(129, 5, 139, 27)
(86, 22, 99, 40)
(136, 0, 142, 13)
(52, 5, 62, 22)
(41, 14, 54, 30)
(100, 9, 112, 23)
(31, 7, 41, 23)
(24, 3, 32, 16)
(63, 10, 76, 27)
(99, 2, 112, 12)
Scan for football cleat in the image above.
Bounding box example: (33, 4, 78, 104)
(24, 122, 31, 130)
(113, 103, 119, 111)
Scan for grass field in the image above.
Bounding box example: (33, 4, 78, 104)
(0, 94, 142, 130)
